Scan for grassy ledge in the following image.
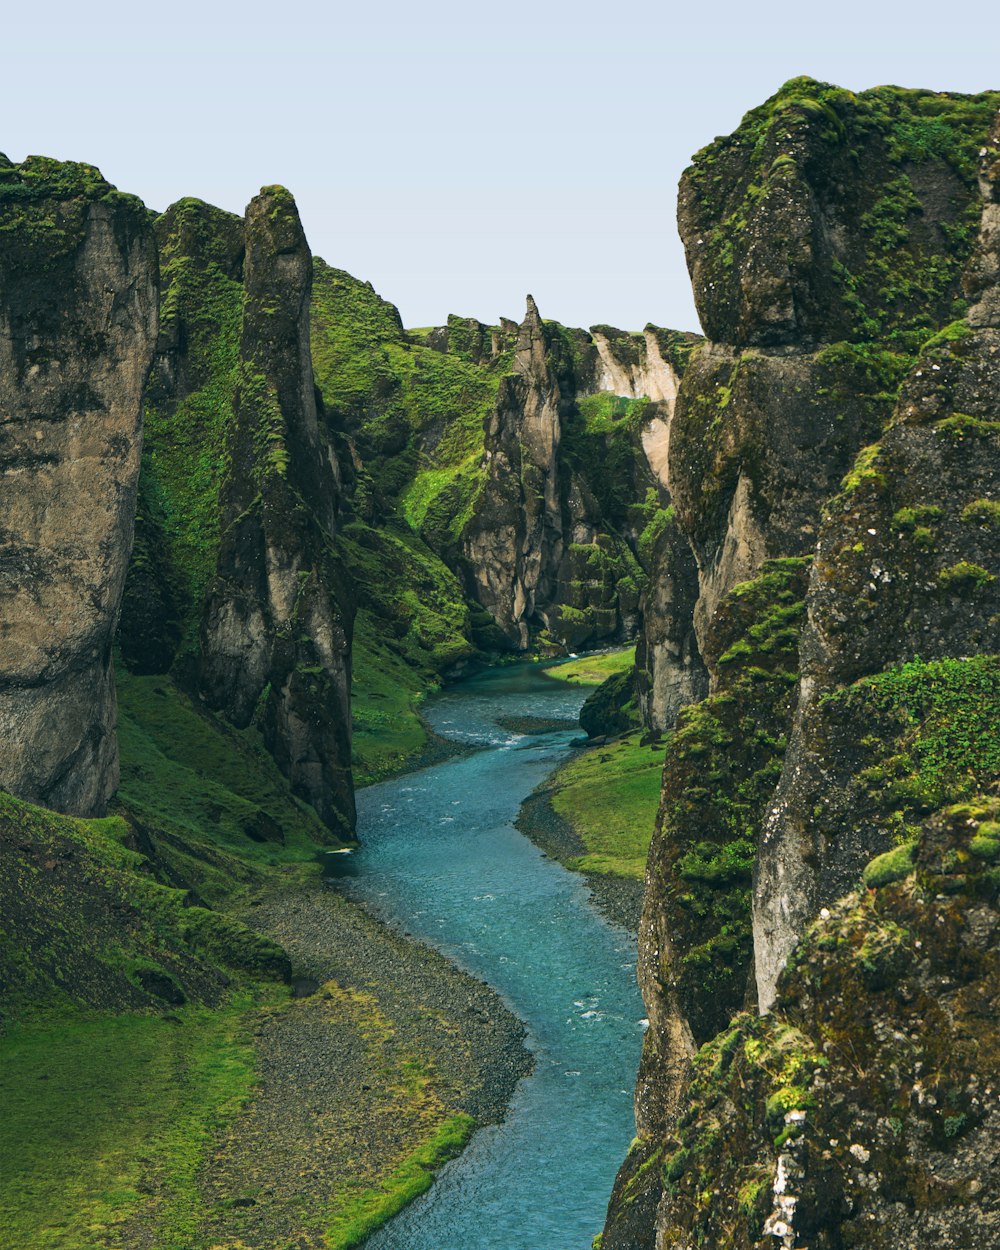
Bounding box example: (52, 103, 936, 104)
(549, 731, 662, 879)
(542, 646, 636, 687)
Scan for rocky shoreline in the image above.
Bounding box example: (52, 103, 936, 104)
(171, 874, 533, 1249)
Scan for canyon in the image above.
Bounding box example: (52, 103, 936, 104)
(1, 77, 998, 1250)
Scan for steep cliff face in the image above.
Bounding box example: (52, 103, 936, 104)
(200, 188, 353, 835)
(0, 156, 157, 815)
(455, 300, 699, 651)
(603, 84, 1000, 1250)
(460, 297, 571, 648)
(640, 82, 998, 733)
(754, 111, 1000, 1007)
(118, 197, 245, 677)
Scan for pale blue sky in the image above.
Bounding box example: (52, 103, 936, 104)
(5, 0, 998, 332)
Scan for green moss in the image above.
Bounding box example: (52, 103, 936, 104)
(969, 821, 1000, 863)
(122, 199, 244, 670)
(937, 561, 995, 590)
(842, 443, 887, 492)
(934, 413, 1000, 442)
(686, 80, 999, 342)
(826, 657, 1000, 838)
(959, 498, 1000, 528)
(892, 504, 943, 530)
(116, 666, 337, 886)
(0, 155, 147, 269)
(863, 840, 918, 887)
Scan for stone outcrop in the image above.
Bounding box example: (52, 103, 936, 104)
(0, 156, 157, 815)
(459, 296, 570, 648)
(603, 82, 1000, 1250)
(651, 801, 1000, 1250)
(199, 188, 354, 835)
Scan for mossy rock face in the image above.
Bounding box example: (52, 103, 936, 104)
(639, 558, 810, 1051)
(679, 79, 999, 347)
(648, 802, 1000, 1250)
(119, 198, 246, 676)
(579, 667, 640, 739)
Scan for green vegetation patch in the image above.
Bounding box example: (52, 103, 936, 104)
(326, 1114, 474, 1249)
(550, 732, 663, 879)
(543, 646, 636, 686)
(824, 656, 1000, 841)
(117, 667, 338, 895)
(0, 1001, 256, 1250)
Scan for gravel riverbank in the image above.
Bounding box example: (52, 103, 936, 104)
(190, 875, 530, 1249)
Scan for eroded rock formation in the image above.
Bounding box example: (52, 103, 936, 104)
(200, 188, 354, 834)
(0, 156, 157, 814)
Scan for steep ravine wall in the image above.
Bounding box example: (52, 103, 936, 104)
(199, 188, 354, 834)
(117, 190, 356, 837)
(0, 156, 158, 815)
(455, 301, 701, 651)
(603, 81, 1000, 1250)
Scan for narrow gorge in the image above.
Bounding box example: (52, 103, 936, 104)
(1, 76, 998, 1250)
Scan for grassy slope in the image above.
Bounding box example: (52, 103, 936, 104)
(534, 647, 659, 882)
(543, 646, 636, 686)
(550, 732, 663, 879)
(0, 1002, 257, 1250)
(310, 262, 495, 780)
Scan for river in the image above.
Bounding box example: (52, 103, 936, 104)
(330, 662, 644, 1250)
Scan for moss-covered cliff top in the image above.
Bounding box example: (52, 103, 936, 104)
(680, 78, 1000, 346)
(0, 154, 148, 268)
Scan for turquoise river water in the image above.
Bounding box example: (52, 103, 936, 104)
(331, 663, 645, 1250)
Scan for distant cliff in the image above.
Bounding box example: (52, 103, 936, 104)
(0, 156, 157, 815)
(603, 81, 1000, 1250)
(308, 264, 698, 775)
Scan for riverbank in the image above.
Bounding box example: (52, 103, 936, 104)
(518, 649, 662, 937)
(0, 668, 530, 1250)
(185, 873, 530, 1250)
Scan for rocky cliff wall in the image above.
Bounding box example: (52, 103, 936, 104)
(603, 82, 1000, 1250)
(199, 188, 354, 835)
(0, 156, 157, 815)
(754, 109, 1000, 1008)
(455, 300, 700, 651)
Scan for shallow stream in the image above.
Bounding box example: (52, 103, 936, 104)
(331, 663, 644, 1250)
